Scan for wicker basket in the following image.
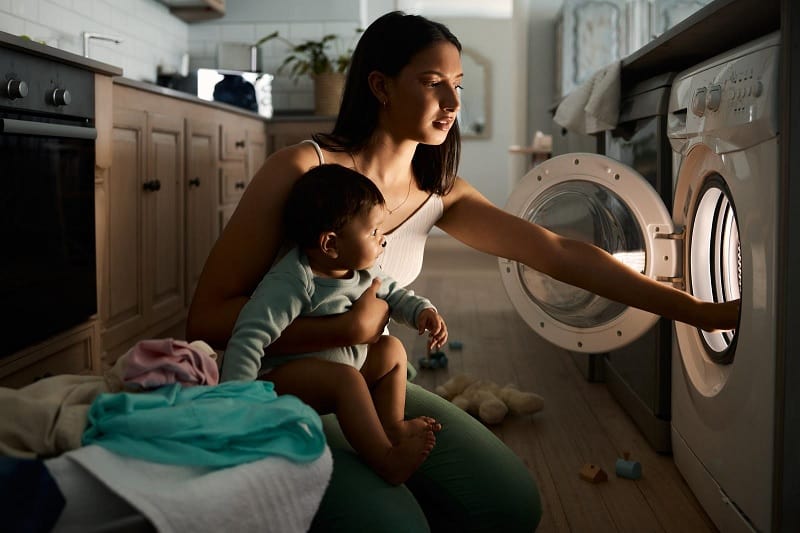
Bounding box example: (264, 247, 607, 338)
(313, 72, 345, 116)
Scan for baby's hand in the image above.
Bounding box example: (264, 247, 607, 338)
(417, 308, 448, 351)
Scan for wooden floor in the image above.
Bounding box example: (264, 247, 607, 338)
(392, 236, 717, 533)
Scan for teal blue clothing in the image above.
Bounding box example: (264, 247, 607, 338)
(82, 381, 325, 468)
(221, 247, 434, 382)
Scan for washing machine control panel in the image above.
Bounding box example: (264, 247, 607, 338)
(668, 33, 779, 150)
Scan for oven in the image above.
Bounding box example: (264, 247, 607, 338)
(1, 45, 97, 359)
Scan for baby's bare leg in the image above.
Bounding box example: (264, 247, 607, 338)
(268, 357, 434, 485)
(360, 336, 441, 443)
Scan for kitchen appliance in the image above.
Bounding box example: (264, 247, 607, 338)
(601, 71, 676, 453)
(0, 43, 97, 358)
(668, 32, 782, 532)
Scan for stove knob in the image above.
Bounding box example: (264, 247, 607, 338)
(6, 79, 28, 100)
(51, 88, 72, 107)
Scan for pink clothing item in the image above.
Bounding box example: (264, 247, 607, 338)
(121, 339, 219, 390)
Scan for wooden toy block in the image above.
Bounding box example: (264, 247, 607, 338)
(579, 463, 608, 483)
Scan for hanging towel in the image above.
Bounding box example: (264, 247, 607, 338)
(82, 381, 326, 467)
(554, 60, 622, 135)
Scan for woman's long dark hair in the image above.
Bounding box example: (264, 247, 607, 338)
(313, 11, 462, 196)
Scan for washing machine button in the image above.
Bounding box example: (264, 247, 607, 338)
(753, 80, 764, 97)
(692, 87, 707, 116)
(707, 85, 722, 111)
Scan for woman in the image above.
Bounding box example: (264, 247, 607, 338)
(187, 11, 739, 532)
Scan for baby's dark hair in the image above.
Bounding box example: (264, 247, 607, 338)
(283, 164, 385, 249)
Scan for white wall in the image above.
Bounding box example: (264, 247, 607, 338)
(0, 0, 188, 82)
(0, 0, 565, 208)
(438, 17, 516, 208)
(187, 0, 361, 111)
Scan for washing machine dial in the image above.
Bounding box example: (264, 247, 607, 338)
(692, 87, 707, 116)
(706, 85, 722, 111)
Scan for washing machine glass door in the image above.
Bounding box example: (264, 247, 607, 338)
(499, 152, 678, 353)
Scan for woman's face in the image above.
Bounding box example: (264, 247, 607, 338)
(384, 41, 462, 145)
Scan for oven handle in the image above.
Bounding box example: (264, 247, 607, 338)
(0, 118, 97, 140)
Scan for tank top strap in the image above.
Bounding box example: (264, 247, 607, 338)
(300, 139, 325, 165)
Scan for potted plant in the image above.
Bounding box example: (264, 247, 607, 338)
(254, 29, 361, 116)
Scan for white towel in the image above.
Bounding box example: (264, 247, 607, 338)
(46, 444, 333, 533)
(554, 60, 621, 135)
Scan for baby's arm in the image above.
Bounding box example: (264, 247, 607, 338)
(372, 270, 447, 349)
(416, 308, 448, 350)
(221, 273, 307, 382)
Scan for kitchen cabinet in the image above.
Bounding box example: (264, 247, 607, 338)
(0, 322, 100, 388)
(265, 118, 336, 155)
(101, 93, 186, 357)
(555, 0, 627, 99)
(100, 81, 267, 361)
(185, 118, 218, 304)
(158, 0, 225, 22)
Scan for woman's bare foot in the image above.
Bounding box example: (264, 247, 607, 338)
(374, 430, 436, 485)
(385, 416, 441, 444)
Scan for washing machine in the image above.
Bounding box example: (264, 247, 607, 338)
(667, 32, 780, 532)
(499, 30, 780, 532)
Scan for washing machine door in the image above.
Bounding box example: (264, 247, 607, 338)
(498, 152, 678, 353)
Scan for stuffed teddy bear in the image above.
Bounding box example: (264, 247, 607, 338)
(434, 373, 544, 425)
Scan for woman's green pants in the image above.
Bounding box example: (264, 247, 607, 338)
(309, 382, 542, 532)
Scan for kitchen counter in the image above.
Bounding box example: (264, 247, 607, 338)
(0, 30, 122, 76)
(113, 77, 328, 123)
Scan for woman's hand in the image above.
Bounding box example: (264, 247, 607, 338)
(417, 308, 448, 350)
(349, 279, 391, 344)
(694, 299, 741, 332)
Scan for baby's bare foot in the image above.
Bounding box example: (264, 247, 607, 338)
(375, 430, 436, 486)
(386, 417, 441, 444)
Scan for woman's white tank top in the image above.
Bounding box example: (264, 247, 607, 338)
(302, 139, 443, 287)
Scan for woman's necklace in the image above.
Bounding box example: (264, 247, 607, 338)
(350, 152, 412, 215)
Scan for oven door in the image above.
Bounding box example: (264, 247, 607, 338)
(0, 115, 97, 358)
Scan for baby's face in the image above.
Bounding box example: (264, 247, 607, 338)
(335, 204, 387, 270)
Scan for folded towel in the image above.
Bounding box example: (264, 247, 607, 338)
(46, 444, 333, 533)
(554, 60, 621, 135)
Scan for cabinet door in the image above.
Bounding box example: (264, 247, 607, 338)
(145, 113, 185, 325)
(185, 118, 218, 304)
(558, 0, 627, 98)
(104, 108, 147, 350)
(247, 125, 267, 180)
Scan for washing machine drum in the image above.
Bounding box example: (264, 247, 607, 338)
(499, 153, 679, 353)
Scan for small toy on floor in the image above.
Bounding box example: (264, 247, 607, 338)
(434, 373, 544, 425)
(615, 452, 642, 479)
(418, 350, 448, 369)
(579, 463, 608, 483)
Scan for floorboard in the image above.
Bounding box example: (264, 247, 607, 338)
(393, 236, 717, 533)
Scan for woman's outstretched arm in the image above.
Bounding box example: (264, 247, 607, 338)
(186, 145, 389, 350)
(437, 178, 739, 332)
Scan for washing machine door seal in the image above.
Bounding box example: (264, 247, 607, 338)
(499, 152, 678, 353)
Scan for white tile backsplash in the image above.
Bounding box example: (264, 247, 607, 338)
(0, 0, 360, 111)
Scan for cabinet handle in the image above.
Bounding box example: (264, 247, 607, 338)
(235, 140, 246, 149)
(188, 177, 201, 187)
(235, 181, 246, 189)
(143, 179, 161, 192)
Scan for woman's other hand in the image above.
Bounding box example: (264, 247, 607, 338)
(350, 279, 390, 344)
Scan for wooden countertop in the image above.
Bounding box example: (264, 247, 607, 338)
(112, 76, 333, 123)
